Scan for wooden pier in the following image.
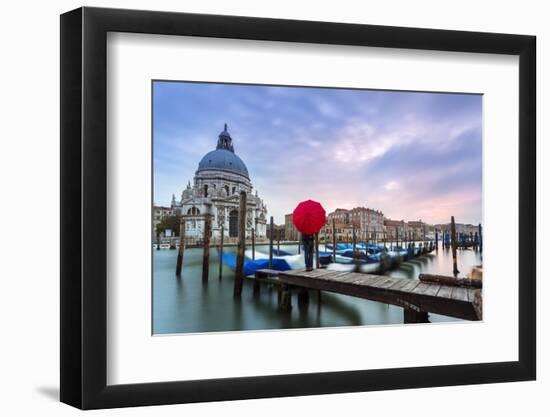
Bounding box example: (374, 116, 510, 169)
(253, 268, 482, 323)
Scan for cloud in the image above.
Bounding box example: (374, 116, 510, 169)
(153, 81, 482, 225)
(384, 181, 399, 191)
(328, 112, 480, 169)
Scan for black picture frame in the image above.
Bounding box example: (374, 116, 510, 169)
(60, 6, 536, 410)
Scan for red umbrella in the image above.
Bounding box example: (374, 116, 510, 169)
(292, 200, 326, 235)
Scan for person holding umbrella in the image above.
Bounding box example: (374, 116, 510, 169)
(292, 200, 326, 272)
(301, 233, 315, 271)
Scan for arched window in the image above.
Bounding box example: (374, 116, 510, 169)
(229, 209, 239, 237)
(232, 186, 236, 195)
(204, 185, 208, 197)
(187, 207, 200, 215)
(224, 185, 230, 196)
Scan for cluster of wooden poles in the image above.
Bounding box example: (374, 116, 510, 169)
(442, 216, 483, 277)
(173, 192, 250, 297)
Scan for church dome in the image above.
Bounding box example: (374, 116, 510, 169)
(197, 149, 249, 179)
(196, 124, 250, 179)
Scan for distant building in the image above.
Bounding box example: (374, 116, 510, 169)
(322, 222, 355, 243)
(328, 208, 351, 225)
(348, 207, 385, 239)
(326, 207, 385, 241)
(384, 219, 407, 240)
(407, 220, 426, 240)
(434, 222, 479, 237)
(153, 206, 176, 237)
(169, 125, 268, 241)
(267, 224, 286, 241)
(284, 213, 298, 241)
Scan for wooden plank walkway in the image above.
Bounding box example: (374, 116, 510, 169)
(255, 268, 482, 321)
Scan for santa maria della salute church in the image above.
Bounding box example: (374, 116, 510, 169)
(169, 124, 268, 240)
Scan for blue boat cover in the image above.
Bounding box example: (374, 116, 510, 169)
(222, 252, 292, 276)
(326, 243, 352, 251)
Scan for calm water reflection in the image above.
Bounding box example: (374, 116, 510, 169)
(153, 244, 482, 334)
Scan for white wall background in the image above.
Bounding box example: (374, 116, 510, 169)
(0, 0, 546, 415)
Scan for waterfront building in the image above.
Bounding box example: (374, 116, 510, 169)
(425, 224, 436, 239)
(326, 207, 385, 240)
(328, 208, 351, 225)
(434, 222, 479, 237)
(153, 205, 176, 237)
(407, 220, 426, 240)
(348, 207, 385, 239)
(267, 224, 286, 241)
(383, 219, 407, 240)
(169, 125, 268, 241)
(322, 222, 355, 243)
(284, 213, 299, 241)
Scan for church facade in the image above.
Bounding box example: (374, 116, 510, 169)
(170, 125, 268, 240)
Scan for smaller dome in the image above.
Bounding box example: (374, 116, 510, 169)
(216, 123, 234, 152)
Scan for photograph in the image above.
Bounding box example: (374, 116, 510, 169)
(152, 81, 483, 335)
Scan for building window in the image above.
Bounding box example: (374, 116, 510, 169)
(229, 209, 239, 237)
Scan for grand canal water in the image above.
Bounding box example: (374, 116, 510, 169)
(153, 244, 482, 335)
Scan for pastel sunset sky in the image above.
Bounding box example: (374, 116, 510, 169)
(153, 81, 482, 225)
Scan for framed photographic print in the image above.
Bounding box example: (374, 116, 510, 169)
(60, 6, 536, 409)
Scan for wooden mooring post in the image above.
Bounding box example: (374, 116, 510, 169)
(279, 284, 292, 311)
(478, 223, 483, 254)
(423, 225, 426, 252)
(218, 225, 224, 279)
(175, 216, 186, 277)
(297, 232, 301, 254)
(352, 228, 360, 272)
(298, 288, 309, 308)
(404, 309, 429, 324)
(332, 218, 336, 262)
(251, 227, 255, 260)
(315, 232, 320, 269)
(277, 228, 280, 252)
(451, 216, 459, 276)
(269, 216, 274, 269)
(202, 213, 212, 283)
(233, 191, 247, 297)
(397, 227, 400, 248)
